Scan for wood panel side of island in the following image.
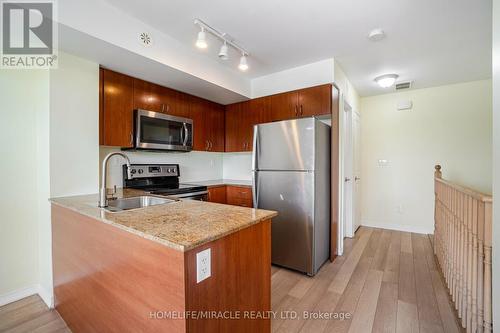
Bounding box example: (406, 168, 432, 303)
(52, 205, 187, 333)
(184, 219, 271, 333)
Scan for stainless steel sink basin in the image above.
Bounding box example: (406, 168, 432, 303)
(104, 196, 176, 212)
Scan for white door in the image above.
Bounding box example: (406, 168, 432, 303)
(342, 105, 354, 238)
(352, 111, 361, 233)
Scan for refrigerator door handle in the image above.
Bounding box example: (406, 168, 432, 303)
(251, 125, 258, 171)
(252, 171, 258, 208)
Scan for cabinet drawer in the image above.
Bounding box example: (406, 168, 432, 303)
(226, 186, 252, 200)
(226, 196, 253, 208)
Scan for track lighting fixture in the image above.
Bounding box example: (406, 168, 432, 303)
(218, 42, 229, 60)
(195, 27, 207, 49)
(194, 18, 250, 71)
(238, 54, 248, 71)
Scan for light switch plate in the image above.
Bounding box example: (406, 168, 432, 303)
(196, 248, 211, 283)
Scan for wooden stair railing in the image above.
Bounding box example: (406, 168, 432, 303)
(433, 165, 492, 333)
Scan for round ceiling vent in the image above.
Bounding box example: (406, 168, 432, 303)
(138, 32, 153, 47)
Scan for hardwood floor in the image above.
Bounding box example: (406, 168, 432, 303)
(271, 227, 463, 333)
(0, 227, 462, 333)
(0, 295, 69, 333)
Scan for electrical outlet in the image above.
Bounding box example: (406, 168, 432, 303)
(196, 248, 211, 283)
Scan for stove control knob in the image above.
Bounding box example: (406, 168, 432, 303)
(131, 169, 136, 174)
(138, 169, 144, 174)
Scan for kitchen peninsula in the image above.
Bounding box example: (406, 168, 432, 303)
(50, 190, 276, 333)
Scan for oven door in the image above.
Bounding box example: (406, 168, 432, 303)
(172, 191, 209, 201)
(135, 110, 193, 151)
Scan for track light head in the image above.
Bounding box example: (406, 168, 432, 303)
(195, 27, 207, 49)
(218, 42, 229, 60)
(238, 54, 248, 71)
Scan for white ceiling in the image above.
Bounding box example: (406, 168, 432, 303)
(103, 0, 492, 96)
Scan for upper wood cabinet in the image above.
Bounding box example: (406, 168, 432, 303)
(189, 96, 225, 152)
(298, 84, 331, 117)
(271, 84, 331, 121)
(225, 85, 332, 152)
(225, 101, 260, 152)
(133, 79, 189, 118)
(101, 69, 135, 147)
(100, 68, 224, 151)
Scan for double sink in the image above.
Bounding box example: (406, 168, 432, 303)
(104, 195, 176, 213)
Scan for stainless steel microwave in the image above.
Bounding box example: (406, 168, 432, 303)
(132, 109, 193, 151)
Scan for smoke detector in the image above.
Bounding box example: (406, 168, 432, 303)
(368, 29, 386, 42)
(138, 32, 153, 47)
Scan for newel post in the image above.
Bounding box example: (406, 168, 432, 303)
(435, 164, 442, 179)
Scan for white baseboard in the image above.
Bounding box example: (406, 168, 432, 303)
(361, 219, 433, 235)
(0, 284, 54, 308)
(0, 285, 38, 307)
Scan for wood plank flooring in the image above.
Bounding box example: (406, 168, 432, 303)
(0, 227, 462, 333)
(271, 227, 463, 333)
(0, 295, 70, 333)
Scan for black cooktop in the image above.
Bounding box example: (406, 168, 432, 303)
(145, 184, 207, 196)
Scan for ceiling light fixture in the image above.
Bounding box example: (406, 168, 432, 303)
(374, 74, 399, 88)
(194, 18, 250, 71)
(195, 27, 207, 49)
(218, 42, 229, 60)
(238, 54, 248, 71)
(368, 29, 386, 42)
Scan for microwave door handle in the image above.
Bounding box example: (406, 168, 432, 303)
(183, 123, 189, 146)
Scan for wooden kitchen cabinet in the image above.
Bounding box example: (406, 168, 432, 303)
(189, 97, 225, 152)
(298, 84, 331, 117)
(226, 185, 253, 208)
(207, 186, 227, 204)
(101, 69, 135, 147)
(270, 91, 298, 121)
(270, 84, 332, 121)
(225, 99, 265, 152)
(133, 79, 189, 118)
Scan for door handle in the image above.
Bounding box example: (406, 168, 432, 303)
(300, 105, 303, 116)
(183, 123, 189, 146)
(130, 132, 134, 145)
(345, 177, 351, 182)
(355, 177, 361, 181)
(209, 140, 213, 150)
(294, 105, 298, 117)
(206, 140, 210, 150)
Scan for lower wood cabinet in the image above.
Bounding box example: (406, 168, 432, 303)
(207, 186, 227, 204)
(226, 185, 253, 208)
(207, 185, 253, 208)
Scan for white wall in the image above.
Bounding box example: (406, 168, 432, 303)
(251, 59, 335, 98)
(360, 80, 492, 234)
(50, 53, 100, 197)
(0, 70, 48, 303)
(100, 148, 224, 187)
(223, 153, 253, 180)
(491, 0, 499, 327)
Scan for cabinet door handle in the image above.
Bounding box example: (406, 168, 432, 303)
(210, 141, 213, 150)
(130, 132, 134, 145)
(294, 105, 298, 116)
(161, 104, 165, 112)
(300, 105, 303, 116)
(355, 177, 361, 181)
(205, 140, 209, 150)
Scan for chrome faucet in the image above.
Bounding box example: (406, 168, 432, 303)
(99, 152, 131, 208)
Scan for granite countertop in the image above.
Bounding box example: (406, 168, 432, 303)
(182, 179, 252, 188)
(50, 189, 276, 252)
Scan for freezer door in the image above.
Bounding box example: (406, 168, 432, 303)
(253, 170, 314, 274)
(253, 118, 316, 171)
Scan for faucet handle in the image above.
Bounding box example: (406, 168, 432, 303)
(106, 185, 117, 200)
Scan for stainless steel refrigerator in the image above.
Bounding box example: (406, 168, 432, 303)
(252, 117, 331, 276)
